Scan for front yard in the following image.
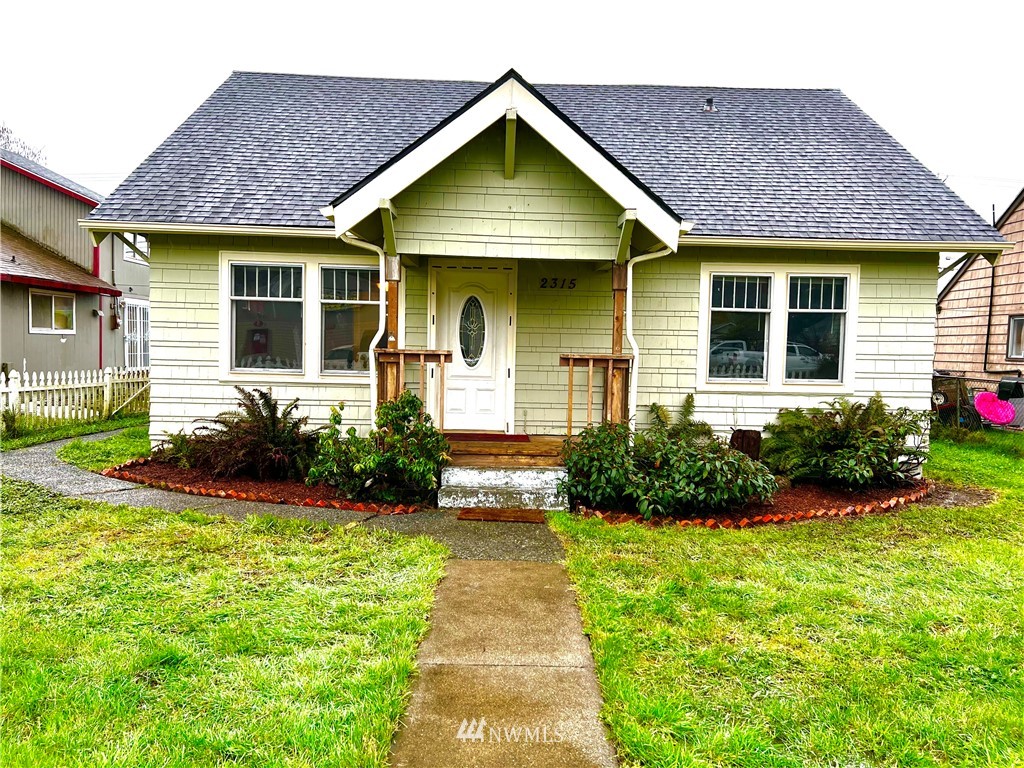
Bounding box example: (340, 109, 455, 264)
(551, 431, 1024, 767)
(0, 478, 446, 768)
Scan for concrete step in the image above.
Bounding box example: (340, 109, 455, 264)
(438, 465, 568, 511)
(438, 485, 567, 511)
(442, 465, 566, 490)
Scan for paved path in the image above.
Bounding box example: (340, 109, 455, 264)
(390, 560, 617, 768)
(1, 434, 617, 766)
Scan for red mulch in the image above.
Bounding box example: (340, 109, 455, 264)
(579, 480, 932, 530)
(101, 459, 418, 515)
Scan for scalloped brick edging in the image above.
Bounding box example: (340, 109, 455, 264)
(101, 458, 418, 515)
(579, 481, 933, 530)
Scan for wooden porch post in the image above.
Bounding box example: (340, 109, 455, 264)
(608, 263, 628, 423)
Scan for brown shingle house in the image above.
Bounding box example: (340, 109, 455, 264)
(936, 187, 1024, 379)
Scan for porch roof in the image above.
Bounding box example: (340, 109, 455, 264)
(87, 69, 1003, 245)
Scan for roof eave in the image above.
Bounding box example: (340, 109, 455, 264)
(678, 234, 1011, 254)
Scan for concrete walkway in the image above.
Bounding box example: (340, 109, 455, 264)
(1, 434, 617, 766)
(390, 560, 617, 768)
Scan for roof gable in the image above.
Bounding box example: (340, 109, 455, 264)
(323, 69, 687, 249)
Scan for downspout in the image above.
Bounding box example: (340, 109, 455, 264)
(625, 246, 673, 426)
(338, 231, 388, 417)
(93, 245, 103, 368)
(982, 257, 1023, 377)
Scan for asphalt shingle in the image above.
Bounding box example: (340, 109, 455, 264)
(2, 149, 105, 205)
(88, 71, 1000, 243)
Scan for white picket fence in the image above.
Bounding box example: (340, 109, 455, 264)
(1, 367, 149, 430)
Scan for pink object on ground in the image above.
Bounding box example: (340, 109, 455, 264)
(974, 391, 1017, 425)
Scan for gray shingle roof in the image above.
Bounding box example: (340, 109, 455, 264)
(89, 70, 1001, 243)
(1, 149, 104, 205)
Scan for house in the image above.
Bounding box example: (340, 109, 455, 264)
(2, 149, 151, 373)
(935, 187, 1024, 380)
(82, 70, 1008, 448)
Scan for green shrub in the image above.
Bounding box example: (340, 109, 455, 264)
(930, 421, 987, 445)
(630, 432, 777, 518)
(307, 391, 450, 504)
(560, 421, 634, 510)
(154, 387, 317, 481)
(761, 394, 927, 490)
(561, 419, 776, 520)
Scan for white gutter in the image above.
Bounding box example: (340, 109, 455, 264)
(678, 234, 1011, 254)
(80, 219, 337, 239)
(625, 246, 673, 427)
(338, 231, 388, 420)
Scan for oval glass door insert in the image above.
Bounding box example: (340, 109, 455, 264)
(459, 296, 485, 368)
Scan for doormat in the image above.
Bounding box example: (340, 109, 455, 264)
(457, 507, 547, 523)
(445, 432, 530, 442)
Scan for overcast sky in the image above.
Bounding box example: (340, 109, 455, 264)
(4, 0, 1022, 223)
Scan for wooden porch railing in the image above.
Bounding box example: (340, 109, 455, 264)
(376, 349, 453, 428)
(559, 353, 632, 436)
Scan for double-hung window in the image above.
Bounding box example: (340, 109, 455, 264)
(29, 290, 76, 334)
(703, 265, 855, 387)
(708, 275, 770, 380)
(230, 264, 303, 371)
(1009, 317, 1024, 360)
(785, 276, 847, 381)
(321, 266, 381, 373)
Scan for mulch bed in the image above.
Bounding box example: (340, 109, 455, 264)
(579, 480, 933, 530)
(102, 458, 419, 515)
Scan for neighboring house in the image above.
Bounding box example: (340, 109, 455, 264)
(935, 187, 1024, 380)
(1, 150, 151, 373)
(82, 70, 1007, 444)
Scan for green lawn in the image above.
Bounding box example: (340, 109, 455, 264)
(0, 478, 447, 768)
(551, 431, 1024, 767)
(0, 414, 149, 452)
(56, 426, 152, 471)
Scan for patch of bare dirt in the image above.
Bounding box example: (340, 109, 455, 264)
(925, 481, 996, 509)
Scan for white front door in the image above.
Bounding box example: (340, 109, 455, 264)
(431, 263, 515, 433)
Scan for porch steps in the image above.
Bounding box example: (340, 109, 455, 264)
(438, 465, 568, 511)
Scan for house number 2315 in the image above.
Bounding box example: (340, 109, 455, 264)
(539, 278, 577, 289)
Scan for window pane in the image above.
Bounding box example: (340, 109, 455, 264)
(709, 310, 768, 379)
(231, 265, 301, 298)
(53, 296, 75, 331)
(459, 296, 486, 368)
(790, 276, 846, 310)
(321, 267, 380, 302)
(232, 299, 303, 369)
(322, 303, 379, 371)
(712, 275, 769, 310)
(30, 294, 52, 330)
(786, 312, 843, 380)
(1010, 318, 1024, 358)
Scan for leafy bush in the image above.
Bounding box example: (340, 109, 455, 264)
(560, 421, 634, 510)
(307, 390, 450, 504)
(154, 387, 317, 481)
(561, 418, 776, 520)
(761, 394, 927, 489)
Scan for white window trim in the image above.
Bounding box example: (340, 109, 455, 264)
(319, 265, 382, 377)
(217, 251, 378, 384)
(122, 297, 150, 369)
(28, 289, 77, 335)
(1008, 316, 1024, 360)
(697, 262, 859, 394)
